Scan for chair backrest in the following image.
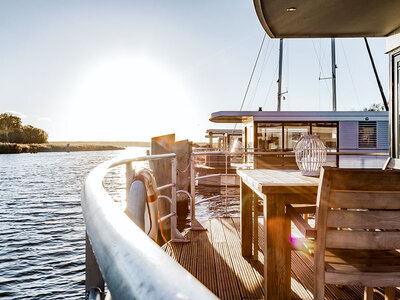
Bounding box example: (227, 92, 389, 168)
(315, 167, 400, 250)
(383, 157, 400, 170)
(314, 167, 400, 278)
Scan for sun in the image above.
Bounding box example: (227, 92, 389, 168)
(70, 56, 190, 141)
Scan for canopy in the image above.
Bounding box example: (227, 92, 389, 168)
(254, 0, 400, 38)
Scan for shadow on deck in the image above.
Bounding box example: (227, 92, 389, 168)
(161, 217, 399, 300)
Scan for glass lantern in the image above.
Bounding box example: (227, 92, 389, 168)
(294, 135, 327, 176)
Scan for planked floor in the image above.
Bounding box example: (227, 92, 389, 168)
(162, 217, 399, 300)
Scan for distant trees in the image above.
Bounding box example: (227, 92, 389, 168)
(363, 103, 385, 111)
(0, 113, 48, 143)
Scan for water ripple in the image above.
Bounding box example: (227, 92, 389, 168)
(0, 149, 146, 299)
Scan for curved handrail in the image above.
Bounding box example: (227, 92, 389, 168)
(82, 154, 217, 300)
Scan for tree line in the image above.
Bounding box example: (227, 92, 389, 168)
(0, 113, 48, 144)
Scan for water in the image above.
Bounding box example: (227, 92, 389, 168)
(0, 147, 236, 299)
(0, 148, 146, 299)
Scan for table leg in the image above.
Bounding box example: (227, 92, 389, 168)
(253, 193, 258, 260)
(240, 180, 253, 257)
(264, 195, 291, 300)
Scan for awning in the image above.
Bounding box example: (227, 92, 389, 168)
(254, 0, 400, 38)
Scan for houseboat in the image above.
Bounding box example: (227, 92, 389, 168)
(195, 129, 243, 186)
(210, 110, 389, 168)
(81, 1, 400, 300)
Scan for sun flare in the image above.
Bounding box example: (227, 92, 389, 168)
(71, 57, 191, 141)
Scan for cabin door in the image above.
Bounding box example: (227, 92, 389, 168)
(392, 53, 400, 158)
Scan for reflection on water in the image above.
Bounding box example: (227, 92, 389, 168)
(0, 148, 146, 300)
(195, 185, 239, 222)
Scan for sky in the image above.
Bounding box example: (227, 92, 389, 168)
(0, 0, 389, 142)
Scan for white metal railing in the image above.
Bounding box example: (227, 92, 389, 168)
(82, 153, 217, 299)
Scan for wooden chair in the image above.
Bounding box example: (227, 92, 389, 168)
(288, 167, 400, 300)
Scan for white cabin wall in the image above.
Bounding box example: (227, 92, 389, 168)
(339, 121, 358, 150)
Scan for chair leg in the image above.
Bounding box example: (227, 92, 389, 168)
(363, 287, 373, 300)
(384, 287, 395, 300)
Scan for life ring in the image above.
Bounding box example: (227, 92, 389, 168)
(125, 168, 159, 241)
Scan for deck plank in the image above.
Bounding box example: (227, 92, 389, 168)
(210, 218, 242, 300)
(197, 220, 219, 296)
(220, 217, 263, 299)
(162, 217, 393, 299)
(231, 217, 312, 300)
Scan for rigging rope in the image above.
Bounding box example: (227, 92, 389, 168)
(311, 40, 331, 95)
(246, 37, 271, 110)
(238, 33, 266, 111)
(339, 40, 361, 108)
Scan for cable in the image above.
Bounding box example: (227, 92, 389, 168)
(263, 54, 280, 108)
(238, 33, 267, 111)
(340, 40, 360, 108)
(246, 37, 271, 110)
(311, 40, 331, 95)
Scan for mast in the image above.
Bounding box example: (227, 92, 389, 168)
(331, 38, 337, 111)
(363, 37, 389, 111)
(277, 38, 283, 111)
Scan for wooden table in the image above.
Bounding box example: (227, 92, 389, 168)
(237, 169, 319, 300)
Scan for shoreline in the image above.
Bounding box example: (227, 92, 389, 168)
(0, 142, 147, 154)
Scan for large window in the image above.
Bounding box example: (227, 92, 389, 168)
(312, 122, 337, 150)
(284, 123, 309, 150)
(358, 121, 377, 149)
(256, 121, 338, 151)
(257, 123, 282, 151)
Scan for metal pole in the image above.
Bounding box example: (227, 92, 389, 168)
(277, 38, 283, 111)
(224, 153, 228, 216)
(331, 38, 337, 111)
(170, 157, 177, 240)
(190, 155, 196, 222)
(364, 37, 389, 111)
(125, 162, 134, 202)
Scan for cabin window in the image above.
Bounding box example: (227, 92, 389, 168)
(283, 123, 309, 150)
(311, 122, 338, 150)
(358, 121, 377, 148)
(257, 123, 282, 151)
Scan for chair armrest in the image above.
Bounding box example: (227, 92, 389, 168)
(286, 204, 316, 239)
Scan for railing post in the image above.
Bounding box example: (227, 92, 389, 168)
(190, 154, 207, 231)
(170, 157, 188, 242)
(125, 162, 135, 201)
(85, 232, 104, 300)
(224, 152, 228, 216)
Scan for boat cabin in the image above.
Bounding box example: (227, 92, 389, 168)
(205, 128, 242, 150)
(211, 110, 389, 168)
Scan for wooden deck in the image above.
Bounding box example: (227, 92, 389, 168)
(162, 217, 399, 300)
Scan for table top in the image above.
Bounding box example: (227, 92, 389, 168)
(237, 169, 320, 196)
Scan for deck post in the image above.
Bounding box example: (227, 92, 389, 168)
(85, 233, 104, 300)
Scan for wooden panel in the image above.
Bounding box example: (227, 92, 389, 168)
(325, 230, 400, 250)
(325, 271, 400, 287)
(330, 191, 400, 209)
(327, 210, 400, 229)
(328, 168, 400, 191)
(286, 205, 316, 238)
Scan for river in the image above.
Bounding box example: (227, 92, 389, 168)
(0, 148, 240, 299)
